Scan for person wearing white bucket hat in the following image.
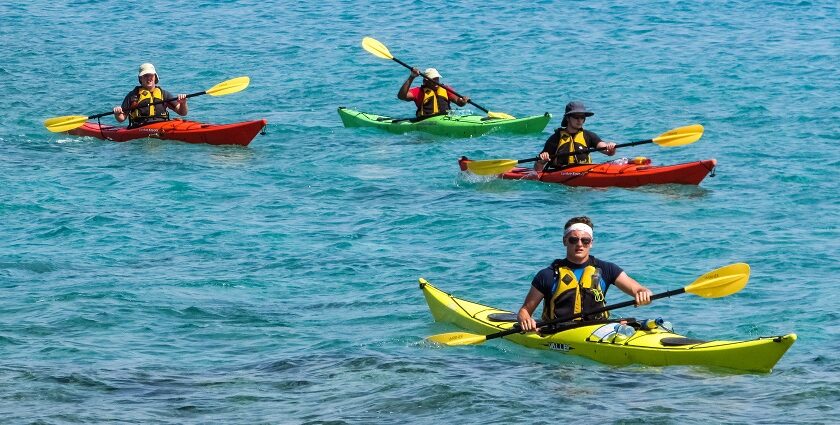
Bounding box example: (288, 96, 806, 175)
(517, 216, 653, 334)
(397, 67, 469, 118)
(535, 101, 618, 171)
(113, 63, 188, 128)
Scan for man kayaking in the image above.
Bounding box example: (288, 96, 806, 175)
(517, 216, 653, 333)
(113, 63, 188, 128)
(535, 101, 618, 171)
(397, 67, 469, 118)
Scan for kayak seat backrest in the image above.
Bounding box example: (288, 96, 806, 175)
(660, 337, 708, 346)
(487, 312, 518, 322)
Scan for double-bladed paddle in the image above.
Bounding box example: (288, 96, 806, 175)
(426, 262, 749, 346)
(463, 124, 704, 176)
(361, 37, 515, 120)
(44, 76, 251, 133)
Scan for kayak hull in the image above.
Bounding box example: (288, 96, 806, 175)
(420, 279, 795, 373)
(67, 119, 267, 146)
(459, 157, 716, 187)
(338, 107, 551, 138)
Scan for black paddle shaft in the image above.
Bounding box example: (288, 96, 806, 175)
(390, 56, 491, 114)
(485, 287, 686, 341)
(87, 90, 207, 120)
(514, 138, 657, 166)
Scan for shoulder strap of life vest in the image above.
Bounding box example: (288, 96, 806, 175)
(553, 129, 591, 165)
(129, 86, 169, 125)
(543, 256, 607, 320)
(419, 86, 451, 117)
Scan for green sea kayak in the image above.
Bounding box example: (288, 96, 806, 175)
(337, 107, 551, 138)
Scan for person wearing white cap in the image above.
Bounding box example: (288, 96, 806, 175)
(397, 67, 469, 118)
(113, 63, 188, 128)
(535, 101, 618, 171)
(517, 216, 653, 333)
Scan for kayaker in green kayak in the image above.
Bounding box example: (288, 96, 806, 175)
(535, 102, 618, 171)
(517, 216, 653, 333)
(113, 63, 188, 129)
(397, 67, 470, 118)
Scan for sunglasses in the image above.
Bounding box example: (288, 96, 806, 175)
(568, 115, 587, 120)
(566, 236, 592, 245)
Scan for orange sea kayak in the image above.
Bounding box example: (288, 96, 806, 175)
(67, 118, 267, 146)
(459, 157, 716, 188)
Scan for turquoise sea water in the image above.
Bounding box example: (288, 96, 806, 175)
(2, 1, 839, 423)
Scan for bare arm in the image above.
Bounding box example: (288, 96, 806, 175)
(447, 88, 469, 107)
(168, 93, 188, 116)
(596, 140, 617, 156)
(397, 68, 419, 101)
(612, 271, 652, 306)
(113, 106, 127, 122)
(517, 286, 544, 332)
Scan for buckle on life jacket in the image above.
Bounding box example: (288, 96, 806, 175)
(592, 287, 605, 303)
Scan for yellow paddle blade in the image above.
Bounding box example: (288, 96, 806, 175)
(685, 262, 750, 298)
(487, 111, 516, 120)
(206, 76, 250, 96)
(361, 37, 394, 60)
(426, 331, 488, 346)
(465, 159, 520, 176)
(652, 124, 704, 147)
(44, 115, 89, 133)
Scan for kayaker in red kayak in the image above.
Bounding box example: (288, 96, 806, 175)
(397, 67, 469, 118)
(535, 102, 618, 171)
(517, 216, 653, 333)
(113, 63, 188, 128)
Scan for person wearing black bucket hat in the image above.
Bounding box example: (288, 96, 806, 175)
(535, 101, 617, 171)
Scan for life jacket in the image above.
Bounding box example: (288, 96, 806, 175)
(418, 86, 451, 117)
(553, 129, 591, 165)
(127, 86, 170, 127)
(542, 258, 609, 322)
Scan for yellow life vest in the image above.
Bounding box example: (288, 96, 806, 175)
(554, 130, 591, 165)
(542, 262, 608, 322)
(128, 86, 170, 127)
(418, 86, 451, 117)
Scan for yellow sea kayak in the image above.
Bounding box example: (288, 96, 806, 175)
(419, 278, 796, 373)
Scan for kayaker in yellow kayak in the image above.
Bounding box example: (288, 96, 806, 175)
(517, 216, 653, 333)
(397, 67, 470, 118)
(113, 63, 188, 128)
(535, 102, 618, 171)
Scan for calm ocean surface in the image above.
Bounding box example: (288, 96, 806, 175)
(1, 1, 839, 423)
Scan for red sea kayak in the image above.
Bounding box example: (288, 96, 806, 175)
(459, 157, 716, 188)
(67, 118, 267, 146)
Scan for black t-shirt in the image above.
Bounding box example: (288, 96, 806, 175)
(531, 257, 624, 309)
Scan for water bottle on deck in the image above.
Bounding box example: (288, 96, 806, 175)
(639, 318, 657, 330)
(612, 321, 636, 343)
(655, 317, 674, 332)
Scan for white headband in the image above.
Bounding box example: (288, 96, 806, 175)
(564, 223, 593, 237)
